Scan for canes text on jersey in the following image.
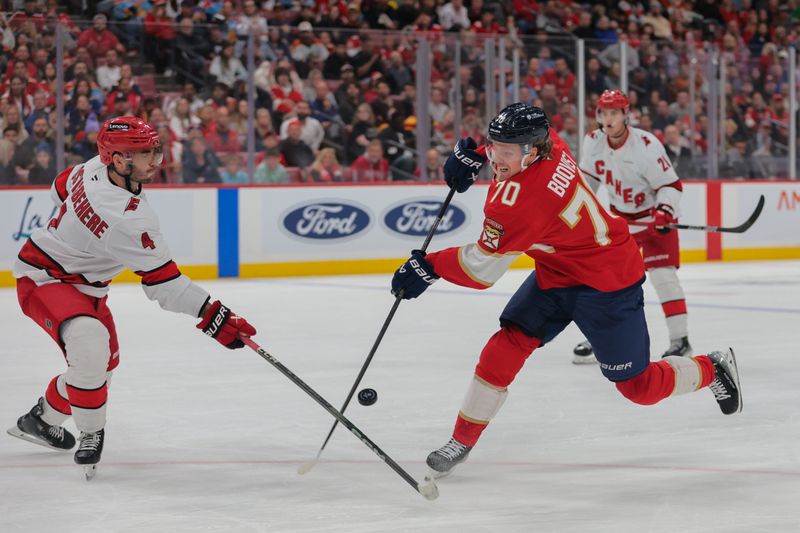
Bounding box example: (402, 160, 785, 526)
(70, 169, 109, 238)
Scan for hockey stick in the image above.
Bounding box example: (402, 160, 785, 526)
(298, 186, 458, 476)
(241, 337, 439, 501)
(628, 194, 765, 234)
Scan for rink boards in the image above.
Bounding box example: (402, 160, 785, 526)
(0, 180, 797, 285)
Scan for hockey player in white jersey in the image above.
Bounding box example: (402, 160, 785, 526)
(573, 90, 691, 363)
(7, 117, 256, 478)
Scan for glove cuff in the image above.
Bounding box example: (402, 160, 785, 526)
(655, 204, 675, 217)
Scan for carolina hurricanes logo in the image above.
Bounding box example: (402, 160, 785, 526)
(125, 197, 140, 213)
(480, 218, 505, 251)
(642, 135, 651, 146)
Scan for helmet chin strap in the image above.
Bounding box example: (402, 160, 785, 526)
(109, 158, 141, 195)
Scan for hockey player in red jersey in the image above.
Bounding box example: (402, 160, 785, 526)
(390, 103, 742, 479)
(573, 89, 692, 363)
(8, 117, 256, 478)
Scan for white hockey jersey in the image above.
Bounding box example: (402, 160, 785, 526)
(579, 127, 682, 233)
(14, 156, 209, 317)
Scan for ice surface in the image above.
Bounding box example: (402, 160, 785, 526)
(2, 261, 799, 532)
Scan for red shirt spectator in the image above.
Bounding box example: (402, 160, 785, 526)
(205, 108, 242, 154)
(351, 140, 390, 182)
(77, 14, 124, 60)
(144, 3, 176, 41)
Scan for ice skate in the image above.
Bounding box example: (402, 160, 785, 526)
(75, 429, 104, 480)
(426, 437, 472, 479)
(572, 340, 597, 364)
(707, 348, 742, 415)
(6, 397, 75, 451)
(661, 337, 692, 358)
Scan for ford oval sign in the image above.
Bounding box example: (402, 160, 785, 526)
(383, 200, 467, 237)
(282, 202, 371, 240)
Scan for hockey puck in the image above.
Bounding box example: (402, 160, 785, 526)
(357, 388, 378, 406)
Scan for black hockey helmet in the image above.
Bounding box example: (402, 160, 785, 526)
(487, 102, 550, 152)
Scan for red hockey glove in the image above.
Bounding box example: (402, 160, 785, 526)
(197, 300, 256, 349)
(652, 204, 676, 233)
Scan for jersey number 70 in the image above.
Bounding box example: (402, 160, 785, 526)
(558, 184, 610, 246)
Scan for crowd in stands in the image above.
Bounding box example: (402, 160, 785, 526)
(0, 0, 798, 185)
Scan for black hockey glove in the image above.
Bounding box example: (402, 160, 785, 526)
(391, 250, 439, 299)
(444, 137, 487, 193)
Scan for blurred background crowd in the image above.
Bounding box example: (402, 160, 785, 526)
(0, 0, 798, 185)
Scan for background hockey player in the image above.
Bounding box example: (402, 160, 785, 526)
(390, 103, 742, 479)
(8, 117, 256, 477)
(573, 89, 691, 364)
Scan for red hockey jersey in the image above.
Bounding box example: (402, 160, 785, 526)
(426, 131, 644, 292)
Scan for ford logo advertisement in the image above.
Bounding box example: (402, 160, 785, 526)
(383, 199, 467, 237)
(282, 201, 372, 240)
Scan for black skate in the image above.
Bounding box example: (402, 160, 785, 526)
(661, 337, 692, 358)
(707, 348, 742, 415)
(6, 397, 75, 451)
(75, 429, 104, 480)
(572, 340, 597, 364)
(426, 437, 472, 479)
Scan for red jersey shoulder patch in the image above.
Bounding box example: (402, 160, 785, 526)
(480, 218, 505, 251)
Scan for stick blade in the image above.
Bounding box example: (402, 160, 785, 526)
(418, 475, 440, 501)
(297, 459, 318, 475)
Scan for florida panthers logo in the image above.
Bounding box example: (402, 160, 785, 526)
(481, 218, 505, 251)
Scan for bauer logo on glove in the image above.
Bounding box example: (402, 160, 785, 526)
(445, 137, 487, 193)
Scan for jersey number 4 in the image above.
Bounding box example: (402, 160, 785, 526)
(559, 184, 610, 246)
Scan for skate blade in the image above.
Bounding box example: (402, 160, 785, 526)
(727, 347, 743, 414)
(6, 427, 70, 452)
(427, 466, 455, 480)
(83, 464, 97, 481)
(572, 355, 598, 365)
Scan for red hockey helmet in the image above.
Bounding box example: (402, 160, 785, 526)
(97, 117, 161, 165)
(597, 90, 630, 113)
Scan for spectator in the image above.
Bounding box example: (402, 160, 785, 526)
(438, 0, 471, 31)
(66, 95, 98, 138)
(155, 123, 181, 183)
(254, 147, 289, 184)
(336, 77, 361, 125)
(220, 154, 249, 184)
(15, 116, 53, 171)
(95, 49, 122, 92)
(106, 77, 140, 117)
(668, 91, 691, 123)
(23, 89, 49, 134)
(278, 120, 314, 168)
(351, 36, 384, 80)
(310, 80, 338, 124)
(3, 76, 34, 117)
(66, 78, 103, 117)
(5, 44, 37, 81)
(351, 139, 390, 182)
(290, 21, 329, 78)
(323, 37, 351, 80)
(182, 136, 221, 184)
(1, 105, 29, 144)
(429, 87, 451, 126)
(26, 143, 56, 185)
(271, 67, 304, 117)
(385, 51, 413, 94)
(70, 120, 100, 163)
(346, 102, 376, 163)
(168, 98, 200, 141)
(663, 124, 694, 178)
(652, 100, 675, 133)
(76, 14, 124, 61)
(0, 138, 17, 184)
(253, 107, 274, 152)
(415, 148, 445, 181)
(209, 44, 247, 88)
(143, 0, 176, 74)
(279, 101, 324, 152)
(173, 17, 207, 85)
(307, 148, 343, 182)
(206, 107, 242, 154)
(559, 116, 580, 156)
(594, 16, 618, 46)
